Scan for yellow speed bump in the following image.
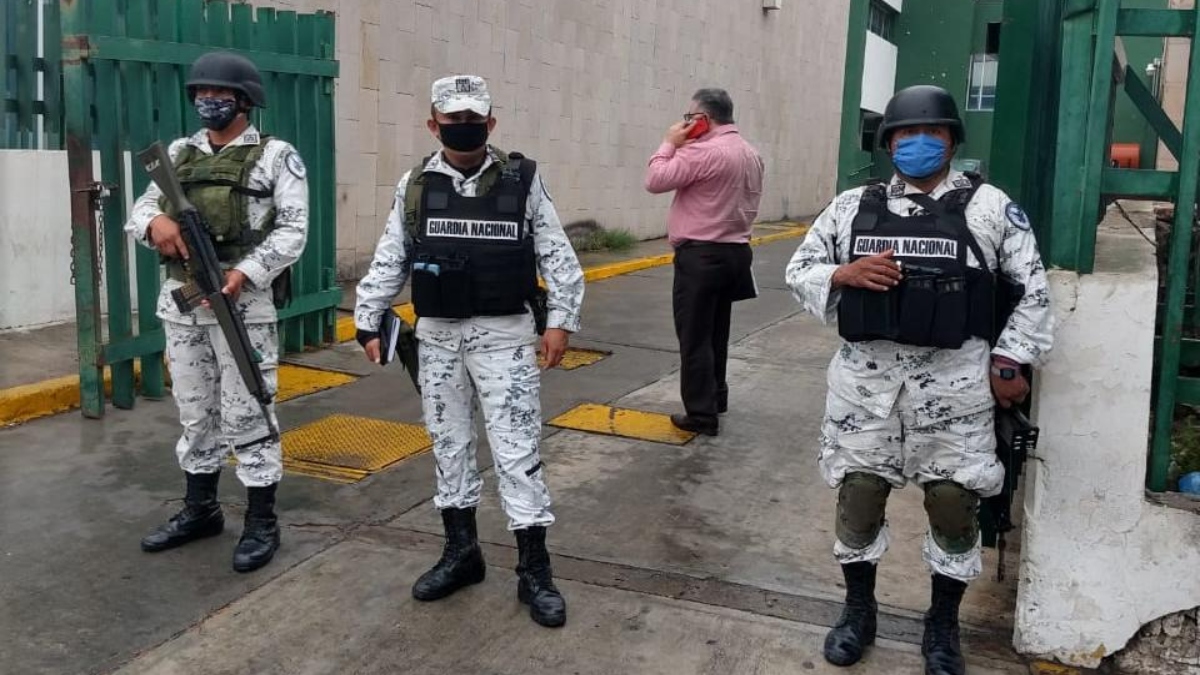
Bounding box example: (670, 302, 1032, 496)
(282, 414, 432, 483)
(548, 403, 696, 445)
(276, 364, 358, 403)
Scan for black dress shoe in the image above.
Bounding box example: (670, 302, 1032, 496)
(670, 413, 718, 436)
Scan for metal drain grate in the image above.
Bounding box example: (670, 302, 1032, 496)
(281, 414, 432, 482)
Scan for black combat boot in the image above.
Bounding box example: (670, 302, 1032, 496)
(412, 507, 486, 601)
(232, 484, 281, 573)
(514, 526, 566, 627)
(922, 574, 968, 675)
(141, 471, 224, 552)
(823, 562, 878, 666)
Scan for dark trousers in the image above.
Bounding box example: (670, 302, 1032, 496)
(672, 242, 755, 422)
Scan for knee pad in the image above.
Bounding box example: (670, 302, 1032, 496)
(923, 480, 981, 554)
(836, 472, 892, 550)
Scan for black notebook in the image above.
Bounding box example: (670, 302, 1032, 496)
(378, 308, 403, 366)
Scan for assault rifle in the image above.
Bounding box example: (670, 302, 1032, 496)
(138, 142, 279, 443)
(980, 275, 1038, 581)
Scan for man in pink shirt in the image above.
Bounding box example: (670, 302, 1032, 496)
(645, 88, 764, 436)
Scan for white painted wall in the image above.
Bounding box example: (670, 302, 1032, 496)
(0, 150, 146, 332)
(0, 151, 75, 330)
(861, 31, 898, 114)
(1015, 221, 1200, 667)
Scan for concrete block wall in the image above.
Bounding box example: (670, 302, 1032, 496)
(260, 0, 851, 280)
(1015, 218, 1200, 668)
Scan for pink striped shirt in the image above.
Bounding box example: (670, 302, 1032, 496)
(644, 125, 764, 247)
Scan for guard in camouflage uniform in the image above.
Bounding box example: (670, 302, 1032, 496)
(355, 75, 584, 628)
(785, 86, 1053, 675)
(125, 51, 309, 573)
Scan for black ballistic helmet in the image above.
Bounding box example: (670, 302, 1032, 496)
(877, 85, 964, 148)
(186, 51, 267, 108)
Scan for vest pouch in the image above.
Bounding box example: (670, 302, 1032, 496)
(929, 275, 969, 349)
(412, 253, 474, 318)
(896, 272, 937, 345)
(838, 286, 900, 342)
(470, 246, 536, 316)
(969, 268, 999, 342)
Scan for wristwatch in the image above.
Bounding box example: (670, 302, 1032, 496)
(990, 359, 1019, 380)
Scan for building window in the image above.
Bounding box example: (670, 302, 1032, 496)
(867, 0, 896, 43)
(966, 54, 998, 111)
(966, 23, 1002, 112)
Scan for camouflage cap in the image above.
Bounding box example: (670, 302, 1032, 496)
(431, 75, 491, 117)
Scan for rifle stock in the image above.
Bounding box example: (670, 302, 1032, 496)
(138, 142, 279, 442)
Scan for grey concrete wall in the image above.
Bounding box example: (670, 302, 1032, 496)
(261, 0, 851, 280)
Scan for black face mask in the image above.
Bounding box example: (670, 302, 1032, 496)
(437, 122, 489, 152)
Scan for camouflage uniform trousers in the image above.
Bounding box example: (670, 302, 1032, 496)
(163, 320, 282, 487)
(819, 385, 1004, 582)
(418, 339, 553, 530)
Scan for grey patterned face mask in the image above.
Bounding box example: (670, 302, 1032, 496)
(195, 97, 239, 131)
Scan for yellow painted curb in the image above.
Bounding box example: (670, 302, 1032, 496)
(1, 224, 808, 428)
(0, 374, 88, 427)
(0, 361, 149, 428)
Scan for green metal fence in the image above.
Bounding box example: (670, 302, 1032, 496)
(17, 0, 340, 418)
(2, 0, 62, 149)
(996, 0, 1200, 491)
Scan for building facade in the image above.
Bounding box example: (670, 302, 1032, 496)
(262, 0, 853, 282)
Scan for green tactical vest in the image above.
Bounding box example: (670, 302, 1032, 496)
(161, 139, 275, 280)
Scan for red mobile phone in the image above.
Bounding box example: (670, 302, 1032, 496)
(685, 115, 710, 140)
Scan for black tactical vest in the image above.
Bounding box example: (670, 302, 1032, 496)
(409, 153, 538, 319)
(838, 178, 996, 349)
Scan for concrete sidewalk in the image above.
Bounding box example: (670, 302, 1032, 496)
(0, 234, 1029, 675)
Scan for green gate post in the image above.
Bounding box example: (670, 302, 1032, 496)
(124, 0, 165, 399)
(995, 0, 1065, 245)
(92, 0, 137, 410)
(1150, 3, 1200, 492)
(61, 0, 105, 418)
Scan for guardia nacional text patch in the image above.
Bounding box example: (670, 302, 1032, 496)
(427, 218, 520, 241)
(853, 236, 958, 259)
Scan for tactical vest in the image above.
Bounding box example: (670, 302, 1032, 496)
(160, 139, 275, 280)
(403, 150, 538, 319)
(838, 177, 996, 349)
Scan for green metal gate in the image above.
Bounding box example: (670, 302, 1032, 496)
(5, 0, 340, 418)
(993, 0, 1200, 492)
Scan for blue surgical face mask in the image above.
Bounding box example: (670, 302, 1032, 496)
(195, 96, 239, 131)
(892, 133, 948, 179)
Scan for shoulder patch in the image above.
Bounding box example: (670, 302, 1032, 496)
(1005, 202, 1031, 230)
(285, 151, 307, 179)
